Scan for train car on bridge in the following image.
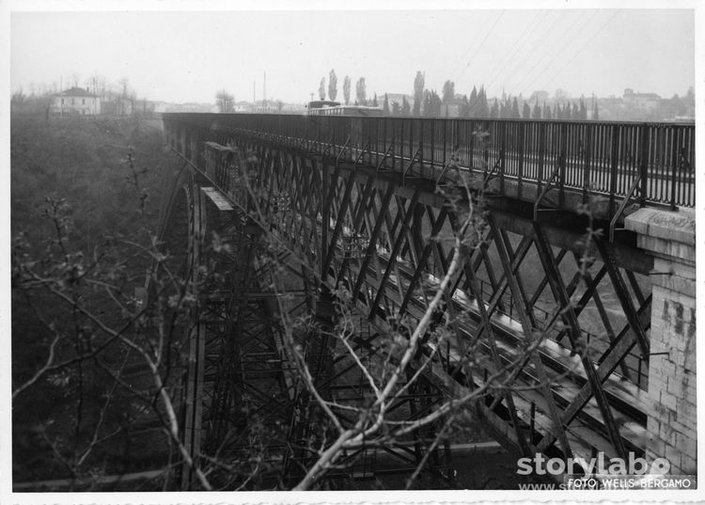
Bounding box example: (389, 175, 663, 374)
(307, 100, 383, 117)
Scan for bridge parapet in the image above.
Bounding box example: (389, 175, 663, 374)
(626, 208, 696, 474)
(164, 113, 695, 220)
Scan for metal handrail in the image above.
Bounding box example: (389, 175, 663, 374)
(164, 114, 696, 212)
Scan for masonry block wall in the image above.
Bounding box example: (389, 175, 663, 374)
(626, 208, 696, 474)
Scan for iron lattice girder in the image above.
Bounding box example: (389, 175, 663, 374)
(183, 137, 655, 480)
(483, 215, 573, 458)
(530, 220, 628, 460)
(169, 178, 305, 489)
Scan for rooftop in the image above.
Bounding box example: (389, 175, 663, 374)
(57, 87, 97, 97)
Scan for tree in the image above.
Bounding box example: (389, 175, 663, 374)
(543, 102, 552, 119)
(11, 88, 25, 105)
(215, 90, 235, 113)
(343, 76, 351, 105)
(592, 101, 599, 121)
(413, 71, 425, 116)
(87, 73, 107, 99)
(579, 97, 587, 120)
(328, 69, 338, 102)
(424, 90, 442, 117)
(235, 135, 564, 490)
(511, 97, 520, 118)
(372, 93, 378, 107)
(13, 196, 214, 490)
(319, 77, 326, 100)
(532, 100, 542, 119)
(383, 94, 390, 115)
(391, 101, 401, 116)
(12, 131, 493, 491)
(118, 77, 130, 98)
(401, 96, 411, 116)
(355, 77, 367, 105)
(476, 87, 489, 118)
(11, 115, 218, 490)
(490, 99, 499, 118)
(554, 88, 569, 102)
(522, 102, 531, 119)
(499, 99, 509, 118)
(459, 95, 470, 117)
(468, 86, 478, 117)
(442, 80, 455, 103)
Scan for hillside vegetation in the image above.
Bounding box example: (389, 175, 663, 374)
(11, 109, 175, 486)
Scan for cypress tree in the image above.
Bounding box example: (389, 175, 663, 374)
(460, 94, 470, 117)
(413, 71, 425, 116)
(469, 86, 478, 117)
(490, 98, 499, 118)
(511, 97, 520, 118)
(477, 87, 489, 117)
(319, 77, 326, 100)
(328, 69, 338, 102)
(402, 96, 411, 116)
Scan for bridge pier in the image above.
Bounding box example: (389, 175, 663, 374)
(625, 208, 696, 475)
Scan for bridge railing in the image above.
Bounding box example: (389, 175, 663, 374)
(165, 113, 695, 211)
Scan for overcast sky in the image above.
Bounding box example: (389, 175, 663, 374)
(9, 3, 697, 104)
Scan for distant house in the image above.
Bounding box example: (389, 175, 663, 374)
(50, 87, 100, 116)
(623, 88, 661, 111)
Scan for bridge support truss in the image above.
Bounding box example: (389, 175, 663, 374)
(159, 114, 695, 489)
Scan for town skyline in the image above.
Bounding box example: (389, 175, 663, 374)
(17, 74, 694, 124)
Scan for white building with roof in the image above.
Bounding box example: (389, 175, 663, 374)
(50, 87, 101, 116)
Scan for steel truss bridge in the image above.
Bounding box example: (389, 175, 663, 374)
(160, 113, 694, 490)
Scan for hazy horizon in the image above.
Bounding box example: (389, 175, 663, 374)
(10, 7, 696, 105)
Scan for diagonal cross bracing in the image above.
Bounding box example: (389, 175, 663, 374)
(163, 120, 658, 488)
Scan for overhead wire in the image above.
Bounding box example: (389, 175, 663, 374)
(454, 10, 506, 83)
(509, 11, 595, 96)
(485, 10, 567, 96)
(536, 10, 622, 96)
(516, 10, 603, 96)
(483, 10, 550, 94)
